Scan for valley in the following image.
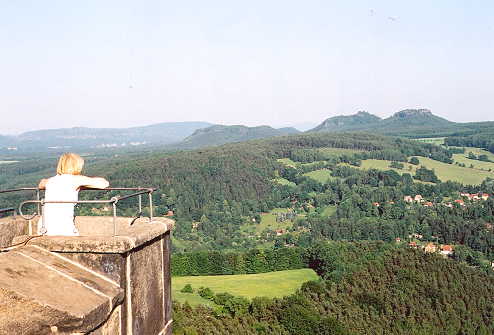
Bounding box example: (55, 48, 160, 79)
(2, 110, 494, 334)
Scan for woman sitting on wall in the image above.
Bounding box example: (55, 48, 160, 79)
(38, 153, 109, 236)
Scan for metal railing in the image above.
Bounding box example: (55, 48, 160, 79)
(0, 188, 41, 216)
(1, 187, 156, 236)
(0, 208, 15, 216)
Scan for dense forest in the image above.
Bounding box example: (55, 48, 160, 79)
(173, 242, 494, 334)
(445, 132, 494, 154)
(2, 127, 494, 334)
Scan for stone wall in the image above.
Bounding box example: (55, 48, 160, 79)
(0, 216, 174, 335)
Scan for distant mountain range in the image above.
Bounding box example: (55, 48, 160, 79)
(309, 109, 490, 137)
(2, 109, 494, 153)
(179, 125, 300, 149)
(0, 122, 213, 151)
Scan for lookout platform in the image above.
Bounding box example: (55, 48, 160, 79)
(0, 188, 174, 335)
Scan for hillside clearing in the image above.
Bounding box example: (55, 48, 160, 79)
(414, 137, 445, 145)
(452, 148, 494, 171)
(172, 268, 319, 306)
(321, 205, 337, 217)
(353, 158, 493, 185)
(255, 208, 298, 234)
(317, 147, 363, 157)
(303, 169, 335, 184)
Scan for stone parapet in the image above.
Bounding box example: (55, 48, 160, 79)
(0, 216, 174, 335)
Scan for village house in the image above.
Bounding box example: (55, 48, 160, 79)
(423, 201, 433, 207)
(275, 229, 286, 236)
(444, 202, 453, 208)
(414, 195, 424, 202)
(424, 242, 437, 253)
(395, 237, 401, 243)
(440, 244, 454, 257)
(403, 195, 413, 203)
(408, 241, 418, 248)
(166, 210, 174, 216)
(372, 202, 380, 207)
(454, 199, 465, 206)
(460, 192, 490, 201)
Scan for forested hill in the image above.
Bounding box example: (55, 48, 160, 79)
(173, 243, 494, 334)
(310, 111, 382, 132)
(310, 109, 494, 138)
(178, 125, 300, 149)
(91, 131, 451, 216)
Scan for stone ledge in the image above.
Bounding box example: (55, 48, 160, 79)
(0, 246, 124, 334)
(12, 217, 174, 253)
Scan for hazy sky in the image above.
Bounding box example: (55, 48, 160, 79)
(1, 0, 493, 134)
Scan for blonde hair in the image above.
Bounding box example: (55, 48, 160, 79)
(56, 153, 84, 175)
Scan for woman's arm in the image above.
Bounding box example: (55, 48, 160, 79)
(76, 176, 110, 189)
(38, 178, 49, 190)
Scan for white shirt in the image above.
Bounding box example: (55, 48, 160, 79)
(37, 174, 109, 236)
(39, 174, 81, 236)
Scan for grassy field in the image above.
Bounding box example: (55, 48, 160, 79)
(255, 208, 297, 234)
(321, 205, 337, 217)
(303, 169, 335, 184)
(273, 177, 296, 187)
(277, 158, 297, 168)
(172, 268, 319, 306)
(453, 148, 494, 171)
(318, 147, 363, 157)
(354, 157, 493, 185)
(414, 137, 446, 145)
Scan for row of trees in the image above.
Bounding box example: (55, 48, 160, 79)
(172, 247, 305, 276)
(445, 133, 494, 154)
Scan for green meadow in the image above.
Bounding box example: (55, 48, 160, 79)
(172, 268, 319, 306)
(277, 158, 297, 167)
(321, 205, 337, 217)
(452, 148, 494, 171)
(255, 208, 297, 234)
(273, 177, 296, 187)
(414, 137, 446, 145)
(355, 157, 493, 185)
(303, 169, 335, 184)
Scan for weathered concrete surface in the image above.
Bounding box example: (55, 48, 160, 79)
(163, 233, 172, 333)
(1, 216, 174, 334)
(88, 305, 122, 335)
(130, 237, 164, 334)
(0, 246, 123, 334)
(12, 217, 174, 253)
(0, 288, 70, 335)
(0, 216, 29, 248)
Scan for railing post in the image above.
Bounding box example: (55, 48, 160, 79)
(138, 194, 142, 214)
(36, 189, 41, 216)
(149, 191, 153, 222)
(112, 202, 117, 236)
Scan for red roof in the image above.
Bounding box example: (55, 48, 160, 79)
(442, 245, 453, 251)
